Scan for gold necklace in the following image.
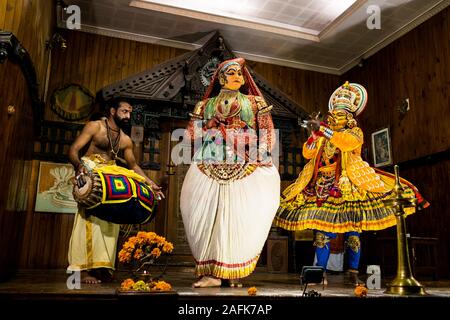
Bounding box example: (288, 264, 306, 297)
(105, 119, 121, 158)
(323, 140, 337, 159)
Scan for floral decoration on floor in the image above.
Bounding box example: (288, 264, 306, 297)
(247, 287, 257, 296)
(118, 231, 174, 292)
(120, 279, 172, 292)
(119, 231, 174, 265)
(354, 284, 368, 297)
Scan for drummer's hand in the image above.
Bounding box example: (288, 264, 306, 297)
(76, 163, 89, 175)
(74, 164, 89, 187)
(149, 180, 165, 200)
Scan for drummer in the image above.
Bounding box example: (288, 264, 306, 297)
(67, 97, 164, 284)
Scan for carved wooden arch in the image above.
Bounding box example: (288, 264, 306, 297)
(0, 31, 42, 134)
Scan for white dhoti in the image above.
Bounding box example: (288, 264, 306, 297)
(67, 209, 120, 271)
(67, 154, 120, 271)
(180, 163, 280, 279)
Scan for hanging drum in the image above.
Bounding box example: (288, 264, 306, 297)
(73, 171, 158, 224)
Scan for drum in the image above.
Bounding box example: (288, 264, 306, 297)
(73, 171, 158, 224)
(73, 172, 103, 208)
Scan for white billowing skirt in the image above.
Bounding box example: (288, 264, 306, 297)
(180, 163, 280, 279)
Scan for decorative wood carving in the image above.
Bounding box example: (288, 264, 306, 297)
(0, 31, 42, 134)
(34, 121, 83, 163)
(99, 31, 306, 121)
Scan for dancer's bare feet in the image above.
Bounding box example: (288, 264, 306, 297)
(81, 271, 101, 284)
(228, 279, 243, 288)
(192, 276, 222, 288)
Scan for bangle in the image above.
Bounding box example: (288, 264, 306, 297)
(322, 127, 334, 139)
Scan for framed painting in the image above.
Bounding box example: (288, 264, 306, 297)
(371, 127, 393, 167)
(35, 161, 78, 213)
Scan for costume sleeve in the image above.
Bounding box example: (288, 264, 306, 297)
(255, 96, 276, 152)
(185, 101, 205, 142)
(302, 139, 319, 159)
(329, 127, 363, 152)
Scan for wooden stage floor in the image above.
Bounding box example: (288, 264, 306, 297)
(0, 267, 449, 317)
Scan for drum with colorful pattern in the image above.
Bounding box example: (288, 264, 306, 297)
(73, 171, 157, 224)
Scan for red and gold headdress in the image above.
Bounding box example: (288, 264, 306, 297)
(202, 57, 263, 100)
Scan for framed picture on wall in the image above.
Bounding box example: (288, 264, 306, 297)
(371, 127, 393, 167)
(35, 162, 78, 213)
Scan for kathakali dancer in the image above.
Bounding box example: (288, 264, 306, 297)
(275, 82, 429, 284)
(180, 58, 280, 288)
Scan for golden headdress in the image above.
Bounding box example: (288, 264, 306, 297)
(328, 81, 368, 117)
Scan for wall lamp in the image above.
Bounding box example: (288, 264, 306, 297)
(46, 33, 67, 51)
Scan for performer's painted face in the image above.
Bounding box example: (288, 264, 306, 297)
(221, 65, 244, 91)
(327, 110, 349, 130)
(113, 102, 132, 129)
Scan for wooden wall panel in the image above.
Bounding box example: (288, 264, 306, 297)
(344, 8, 450, 277)
(44, 31, 189, 122)
(18, 160, 74, 269)
(250, 61, 341, 115)
(0, 0, 54, 101)
(344, 7, 450, 161)
(0, 0, 54, 279)
(0, 61, 33, 280)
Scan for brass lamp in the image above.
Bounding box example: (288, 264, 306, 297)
(383, 165, 426, 295)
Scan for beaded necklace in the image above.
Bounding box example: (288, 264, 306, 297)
(105, 119, 121, 159)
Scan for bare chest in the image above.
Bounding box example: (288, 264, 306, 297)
(90, 126, 124, 153)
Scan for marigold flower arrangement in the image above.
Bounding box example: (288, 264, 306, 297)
(119, 231, 173, 284)
(118, 231, 174, 291)
(120, 279, 172, 292)
(119, 231, 174, 268)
